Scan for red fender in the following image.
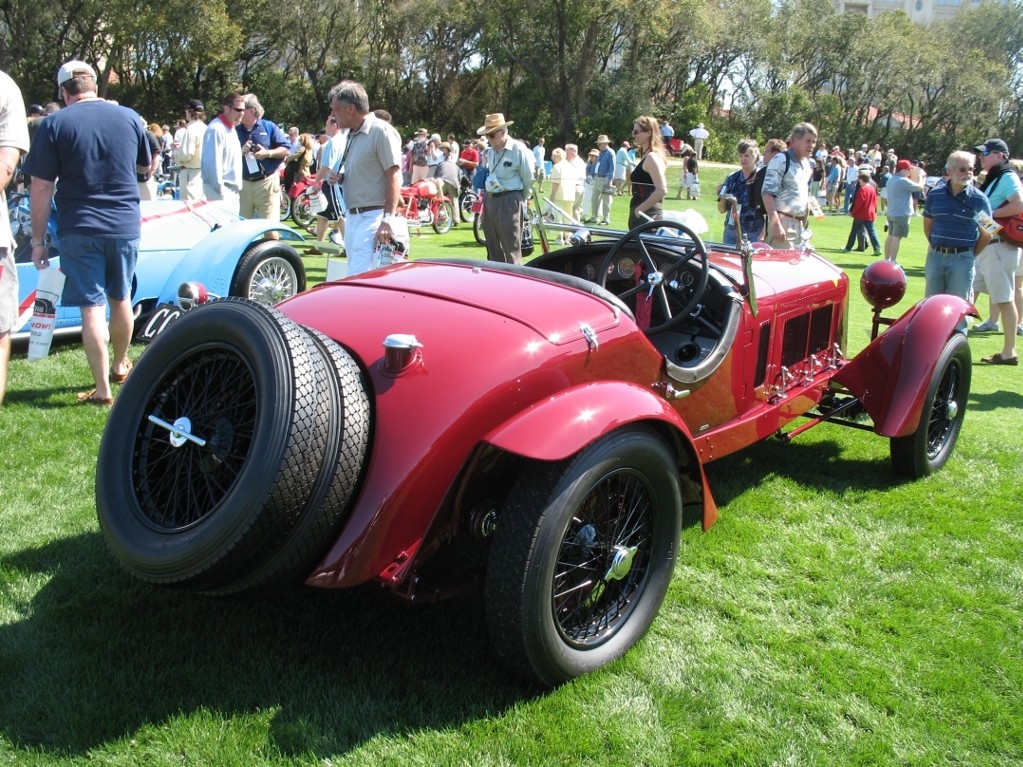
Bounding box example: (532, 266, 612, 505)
(484, 381, 719, 529)
(833, 295, 977, 437)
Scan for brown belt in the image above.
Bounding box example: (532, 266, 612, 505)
(777, 210, 807, 224)
(349, 205, 384, 215)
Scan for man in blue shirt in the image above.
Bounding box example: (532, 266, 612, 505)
(588, 134, 615, 225)
(24, 60, 151, 405)
(236, 93, 291, 234)
(922, 150, 992, 315)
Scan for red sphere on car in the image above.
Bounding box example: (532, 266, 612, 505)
(860, 260, 907, 309)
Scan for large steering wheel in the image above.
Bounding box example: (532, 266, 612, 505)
(598, 218, 710, 334)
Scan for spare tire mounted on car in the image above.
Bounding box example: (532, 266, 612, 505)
(96, 298, 371, 594)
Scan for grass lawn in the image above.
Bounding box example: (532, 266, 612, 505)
(1, 163, 1021, 766)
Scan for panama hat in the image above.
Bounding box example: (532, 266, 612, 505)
(477, 113, 514, 136)
(596, 134, 610, 145)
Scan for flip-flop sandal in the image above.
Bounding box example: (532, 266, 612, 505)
(111, 359, 133, 384)
(77, 390, 114, 406)
(981, 353, 1019, 366)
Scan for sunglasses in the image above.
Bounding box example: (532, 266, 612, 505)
(951, 166, 974, 173)
(632, 128, 649, 134)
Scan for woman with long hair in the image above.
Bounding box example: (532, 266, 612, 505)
(628, 115, 667, 230)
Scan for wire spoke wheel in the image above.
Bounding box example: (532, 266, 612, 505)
(486, 427, 681, 687)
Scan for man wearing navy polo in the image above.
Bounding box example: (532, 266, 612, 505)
(236, 93, 290, 235)
(922, 149, 992, 319)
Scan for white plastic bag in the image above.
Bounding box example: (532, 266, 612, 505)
(27, 268, 65, 361)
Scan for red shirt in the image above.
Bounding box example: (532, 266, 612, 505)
(458, 147, 479, 171)
(850, 181, 877, 222)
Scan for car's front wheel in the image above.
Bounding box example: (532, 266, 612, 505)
(485, 427, 682, 687)
(890, 332, 970, 477)
(231, 240, 306, 306)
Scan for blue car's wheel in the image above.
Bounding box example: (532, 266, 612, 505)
(96, 298, 370, 593)
(231, 240, 306, 306)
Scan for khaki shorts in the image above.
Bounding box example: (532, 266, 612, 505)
(973, 240, 1021, 303)
(0, 249, 18, 333)
(240, 174, 281, 222)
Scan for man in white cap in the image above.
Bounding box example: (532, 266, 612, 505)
(23, 60, 151, 405)
(0, 68, 30, 405)
(477, 112, 533, 264)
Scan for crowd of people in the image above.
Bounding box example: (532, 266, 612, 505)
(713, 124, 1022, 366)
(3, 58, 1022, 408)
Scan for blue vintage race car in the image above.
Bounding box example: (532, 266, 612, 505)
(10, 197, 306, 340)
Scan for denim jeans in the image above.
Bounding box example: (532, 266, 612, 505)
(57, 233, 139, 307)
(844, 219, 880, 252)
(844, 182, 858, 214)
(924, 247, 975, 303)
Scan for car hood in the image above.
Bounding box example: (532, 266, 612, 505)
(283, 259, 628, 348)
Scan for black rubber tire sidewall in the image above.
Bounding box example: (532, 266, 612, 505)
(485, 427, 682, 687)
(96, 299, 327, 588)
(890, 332, 971, 477)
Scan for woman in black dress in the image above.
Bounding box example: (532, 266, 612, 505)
(628, 115, 668, 230)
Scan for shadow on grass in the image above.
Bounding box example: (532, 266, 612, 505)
(0, 533, 532, 759)
(704, 431, 905, 510)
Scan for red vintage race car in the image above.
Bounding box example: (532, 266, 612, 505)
(95, 219, 973, 687)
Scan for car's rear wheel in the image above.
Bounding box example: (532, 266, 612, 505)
(231, 240, 306, 306)
(485, 427, 682, 687)
(890, 332, 970, 477)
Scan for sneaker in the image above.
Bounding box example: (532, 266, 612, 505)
(872, 250, 883, 257)
(1017, 324, 1023, 337)
(328, 231, 344, 249)
(974, 320, 1000, 332)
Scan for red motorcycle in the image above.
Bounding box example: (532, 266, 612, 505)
(398, 180, 455, 235)
(284, 173, 318, 230)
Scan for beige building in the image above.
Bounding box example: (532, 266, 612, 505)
(833, 0, 1008, 24)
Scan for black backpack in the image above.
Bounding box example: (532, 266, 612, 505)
(750, 150, 800, 215)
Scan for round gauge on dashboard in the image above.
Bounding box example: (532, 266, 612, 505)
(680, 271, 695, 287)
(615, 256, 636, 280)
(581, 263, 597, 282)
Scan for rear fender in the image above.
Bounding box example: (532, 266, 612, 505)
(484, 381, 719, 529)
(153, 220, 303, 305)
(833, 295, 977, 437)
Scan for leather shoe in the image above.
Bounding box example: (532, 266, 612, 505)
(981, 353, 1018, 366)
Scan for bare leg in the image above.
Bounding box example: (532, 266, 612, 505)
(0, 331, 10, 406)
(80, 305, 113, 400)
